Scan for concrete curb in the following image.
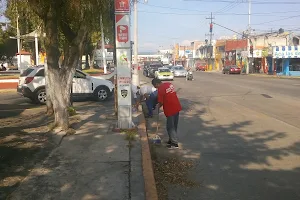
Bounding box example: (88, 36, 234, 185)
(138, 114, 158, 200)
(248, 74, 300, 79)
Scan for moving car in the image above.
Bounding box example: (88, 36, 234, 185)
(222, 65, 241, 74)
(171, 66, 187, 77)
(155, 67, 174, 80)
(17, 66, 115, 104)
(143, 63, 163, 78)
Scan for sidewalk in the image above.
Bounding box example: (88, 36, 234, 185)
(7, 103, 145, 200)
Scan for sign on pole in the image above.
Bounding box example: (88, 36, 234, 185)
(115, 0, 132, 129)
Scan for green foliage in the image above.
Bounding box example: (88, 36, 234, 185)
(67, 106, 77, 116)
(2, 0, 114, 58)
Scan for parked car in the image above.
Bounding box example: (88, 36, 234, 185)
(155, 67, 174, 80)
(143, 64, 163, 78)
(17, 66, 114, 104)
(196, 63, 206, 71)
(171, 66, 187, 77)
(222, 65, 241, 74)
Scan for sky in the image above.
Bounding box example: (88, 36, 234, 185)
(135, 0, 300, 52)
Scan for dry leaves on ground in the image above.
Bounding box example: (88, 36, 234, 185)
(153, 157, 200, 200)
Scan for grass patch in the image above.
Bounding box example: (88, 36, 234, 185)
(82, 69, 104, 75)
(122, 129, 138, 149)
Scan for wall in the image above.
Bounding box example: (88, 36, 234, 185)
(251, 34, 289, 49)
(225, 39, 247, 51)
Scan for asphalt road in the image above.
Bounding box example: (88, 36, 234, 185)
(142, 72, 300, 200)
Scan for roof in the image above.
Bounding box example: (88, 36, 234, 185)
(16, 51, 31, 55)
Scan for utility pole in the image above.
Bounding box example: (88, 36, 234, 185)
(246, 0, 251, 74)
(16, 14, 21, 70)
(132, 0, 139, 87)
(206, 12, 214, 71)
(100, 15, 107, 74)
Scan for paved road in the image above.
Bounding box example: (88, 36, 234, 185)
(143, 72, 300, 200)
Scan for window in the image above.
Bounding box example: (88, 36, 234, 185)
(20, 68, 34, 77)
(159, 68, 170, 73)
(289, 58, 300, 71)
(74, 71, 86, 79)
(35, 69, 45, 77)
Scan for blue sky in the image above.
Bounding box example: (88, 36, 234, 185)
(135, 0, 300, 52)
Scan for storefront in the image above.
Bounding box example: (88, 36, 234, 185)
(273, 46, 300, 76)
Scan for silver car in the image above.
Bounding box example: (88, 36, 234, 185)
(171, 66, 187, 77)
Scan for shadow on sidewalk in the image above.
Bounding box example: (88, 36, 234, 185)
(147, 98, 300, 200)
(4, 102, 144, 200)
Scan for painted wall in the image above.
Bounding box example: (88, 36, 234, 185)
(225, 39, 247, 51)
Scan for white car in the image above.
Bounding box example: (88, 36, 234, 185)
(17, 66, 114, 104)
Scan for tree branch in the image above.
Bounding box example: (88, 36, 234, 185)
(27, 0, 49, 19)
(59, 20, 76, 42)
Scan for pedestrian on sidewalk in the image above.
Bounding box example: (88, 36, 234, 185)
(152, 78, 182, 149)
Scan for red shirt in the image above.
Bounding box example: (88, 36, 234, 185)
(157, 82, 182, 117)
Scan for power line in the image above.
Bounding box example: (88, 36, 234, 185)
(139, 3, 300, 15)
(216, 0, 242, 13)
(183, 0, 300, 4)
(253, 14, 300, 25)
(138, 10, 296, 18)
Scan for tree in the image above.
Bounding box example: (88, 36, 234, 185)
(19, 0, 113, 131)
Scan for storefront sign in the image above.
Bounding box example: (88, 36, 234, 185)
(273, 46, 300, 58)
(248, 50, 262, 58)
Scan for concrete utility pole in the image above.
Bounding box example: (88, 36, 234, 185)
(132, 0, 148, 86)
(34, 32, 39, 66)
(16, 14, 21, 70)
(100, 15, 107, 74)
(246, 0, 251, 74)
(206, 12, 214, 70)
(132, 0, 139, 87)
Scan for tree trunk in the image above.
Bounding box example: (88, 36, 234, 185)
(45, 61, 54, 116)
(47, 67, 74, 130)
(90, 45, 97, 69)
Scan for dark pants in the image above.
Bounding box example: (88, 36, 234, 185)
(145, 91, 158, 116)
(166, 112, 179, 144)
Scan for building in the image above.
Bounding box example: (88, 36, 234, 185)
(248, 32, 290, 73)
(215, 40, 226, 71)
(272, 45, 300, 76)
(224, 39, 248, 72)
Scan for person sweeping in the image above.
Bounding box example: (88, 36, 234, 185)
(152, 78, 182, 149)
